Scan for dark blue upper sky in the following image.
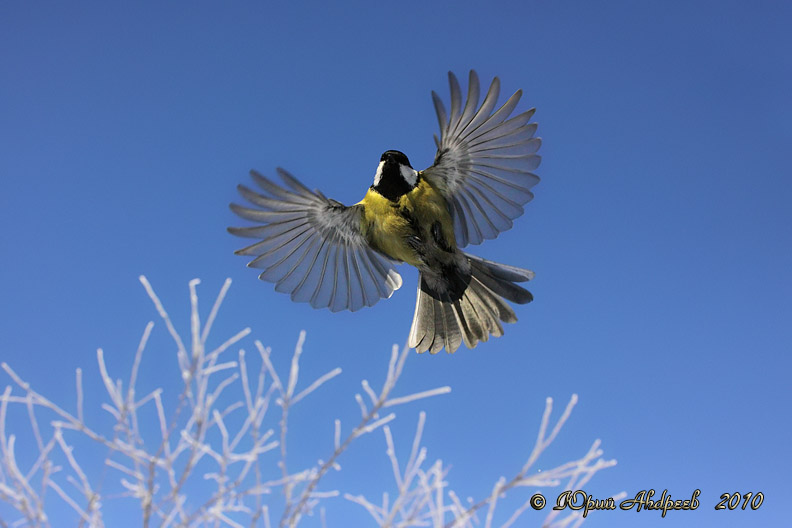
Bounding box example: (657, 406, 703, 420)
(1, 1, 790, 526)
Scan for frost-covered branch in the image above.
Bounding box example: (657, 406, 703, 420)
(281, 343, 451, 527)
(346, 396, 619, 528)
(1, 278, 618, 527)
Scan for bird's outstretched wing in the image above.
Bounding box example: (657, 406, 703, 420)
(421, 71, 541, 248)
(228, 169, 403, 312)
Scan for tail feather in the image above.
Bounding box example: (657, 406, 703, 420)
(467, 254, 535, 282)
(467, 278, 513, 329)
(453, 296, 480, 349)
(408, 291, 428, 351)
(468, 256, 534, 304)
(443, 300, 463, 353)
(408, 255, 533, 354)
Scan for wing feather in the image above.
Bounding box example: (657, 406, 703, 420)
(422, 71, 541, 247)
(229, 169, 402, 311)
(453, 73, 481, 138)
(274, 235, 320, 292)
(291, 237, 327, 303)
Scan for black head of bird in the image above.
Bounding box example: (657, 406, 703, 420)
(373, 150, 417, 201)
(228, 71, 541, 353)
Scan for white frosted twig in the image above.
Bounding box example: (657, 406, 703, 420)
(239, 349, 253, 412)
(1, 388, 38, 524)
(358, 413, 396, 436)
(406, 412, 426, 484)
(292, 368, 342, 405)
(384, 387, 452, 408)
(273, 332, 315, 527)
(308, 489, 339, 499)
(484, 478, 504, 528)
(188, 278, 202, 360)
(160, 494, 186, 528)
(133, 388, 162, 410)
(48, 478, 93, 524)
(128, 321, 154, 407)
(499, 495, 533, 528)
(25, 396, 44, 455)
(205, 328, 251, 367)
(262, 505, 272, 528)
(354, 393, 368, 417)
(24, 432, 58, 484)
(139, 275, 188, 374)
(345, 493, 384, 524)
(76, 368, 84, 424)
(361, 380, 378, 406)
(54, 430, 91, 495)
(203, 361, 239, 376)
(285, 331, 306, 399)
(105, 459, 142, 480)
(97, 349, 122, 409)
(384, 426, 403, 490)
(385, 346, 399, 391)
(255, 341, 282, 393)
(435, 460, 447, 527)
(201, 278, 232, 345)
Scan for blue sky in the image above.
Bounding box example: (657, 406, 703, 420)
(1, 1, 790, 526)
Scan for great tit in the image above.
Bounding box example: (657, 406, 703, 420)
(228, 71, 540, 353)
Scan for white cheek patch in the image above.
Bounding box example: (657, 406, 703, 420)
(373, 161, 385, 186)
(400, 164, 418, 186)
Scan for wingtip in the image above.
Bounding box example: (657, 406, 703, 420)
(249, 169, 275, 187)
(249, 170, 282, 193)
(235, 183, 258, 202)
(275, 167, 298, 184)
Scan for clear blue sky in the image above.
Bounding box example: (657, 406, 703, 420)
(1, 1, 790, 526)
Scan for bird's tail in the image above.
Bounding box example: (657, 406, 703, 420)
(408, 253, 534, 354)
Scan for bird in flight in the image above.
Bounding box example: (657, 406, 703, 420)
(228, 71, 540, 353)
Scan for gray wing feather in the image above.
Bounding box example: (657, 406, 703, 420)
(422, 71, 541, 247)
(229, 169, 402, 312)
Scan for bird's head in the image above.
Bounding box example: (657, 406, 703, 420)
(372, 150, 418, 200)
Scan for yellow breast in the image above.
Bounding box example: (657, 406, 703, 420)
(358, 178, 456, 267)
